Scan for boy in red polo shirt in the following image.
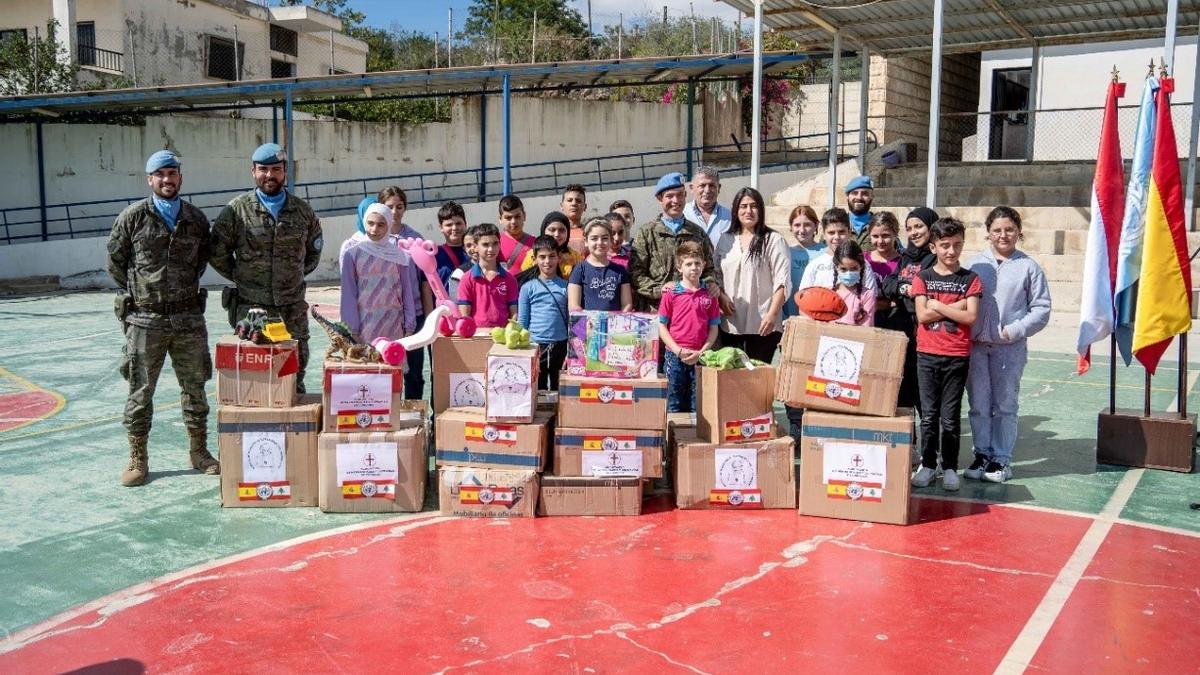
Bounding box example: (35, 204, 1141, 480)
(498, 194, 535, 269)
(457, 223, 519, 328)
(658, 241, 720, 413)
(910, 217, 982, 492)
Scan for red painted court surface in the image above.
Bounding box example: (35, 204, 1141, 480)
(3, 496, 1197, 674)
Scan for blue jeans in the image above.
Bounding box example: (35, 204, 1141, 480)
(664, 351, 697, 413)
(966, 341, 1027, 465)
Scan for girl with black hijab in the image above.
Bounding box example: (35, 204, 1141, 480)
(881, 207, 939, 409)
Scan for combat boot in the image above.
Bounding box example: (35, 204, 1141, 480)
(121, 435, 149, 487)
(188, 430, 220, 475)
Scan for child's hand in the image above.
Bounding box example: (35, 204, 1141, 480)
(900, 283, 911, 297)
(681, 349, 701, 365)
(855, 307, 868, 323)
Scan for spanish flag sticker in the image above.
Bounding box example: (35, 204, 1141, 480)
(238, 481, 291, 501)
(805, 376, 862, 406)
(708, 489, 763, 508)
(578, 382, 634, 405)
(341, 479, 397, 499)
(826, 480, 883, 502)
(458, 485, 515, 506)
(335, 409, 391, 430)
(464, 422, 518, 446)
(724, 414, 773, 441)
(582, 435, 637, 451)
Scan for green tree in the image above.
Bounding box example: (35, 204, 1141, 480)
(0, 20, 78, 95)
(463, 0, 590, 63)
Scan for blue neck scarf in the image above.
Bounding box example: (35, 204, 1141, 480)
(849, 210, 871, 234)
(151, 196, 181, 231)
(256, 188, 287, 219)
(661, 214, 684, 234)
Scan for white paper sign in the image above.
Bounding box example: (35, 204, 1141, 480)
(487, 356, 532, 418)
(714, 448, 758, 489)
(813, 336, 865, 384)
(582, 449, 644, 477)
(329, 372, 392, 414)
(336, 442, 399, 484)
(822, 441, 887, 485)
(242, 431, 286, 483)
(449, 373, 486, 407)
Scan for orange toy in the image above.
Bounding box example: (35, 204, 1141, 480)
(794, 287, 848, 322)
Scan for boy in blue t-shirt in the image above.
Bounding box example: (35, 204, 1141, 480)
(518, 236, 570, 390)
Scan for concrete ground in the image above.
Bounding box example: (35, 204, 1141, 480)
(0, 287, 1197, 672)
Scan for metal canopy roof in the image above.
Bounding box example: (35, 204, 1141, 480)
(720, 0, 1200, 55)
(0, 51, 817, 116)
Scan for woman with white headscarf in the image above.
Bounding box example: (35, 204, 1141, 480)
(339, 202, 417, 345)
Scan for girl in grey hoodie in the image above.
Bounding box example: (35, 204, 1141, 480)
(965, 206, 1052, 483)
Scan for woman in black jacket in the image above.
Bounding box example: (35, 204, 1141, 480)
(880, 207, 938, 409)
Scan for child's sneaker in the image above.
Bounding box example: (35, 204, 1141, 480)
(911, 466, 937, 488)
(983, 461, 1012, 484)
(963, 454, 988, 480)
(941, 469, 961, 491)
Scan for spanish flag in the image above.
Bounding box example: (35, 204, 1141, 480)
(708, 489, 763, 508)
(724, 414, 773, 441)
(582, 435, 636, 450)
(464, 422, 518, 446)
(578, 382, 633, 404)
(1133, 77, 1192, 375)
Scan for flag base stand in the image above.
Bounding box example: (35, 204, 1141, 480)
(1097, 409, 1197, 472)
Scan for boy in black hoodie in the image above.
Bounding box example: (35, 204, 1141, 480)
(881, 207, 938, 409)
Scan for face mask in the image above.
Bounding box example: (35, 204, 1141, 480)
(839, 270, 861, 286)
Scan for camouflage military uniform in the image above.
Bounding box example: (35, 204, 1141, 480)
(210, 190, 323, 392)
(107, 197, 212, 438)
(628, 214, 719, 313)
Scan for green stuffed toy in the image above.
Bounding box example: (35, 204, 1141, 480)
(697, 347, 766, 370)
(491, 320, 532, 349)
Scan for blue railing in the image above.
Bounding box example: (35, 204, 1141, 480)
(0, 129, 873, 245)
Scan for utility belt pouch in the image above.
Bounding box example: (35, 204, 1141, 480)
(114, 293, 133, 323)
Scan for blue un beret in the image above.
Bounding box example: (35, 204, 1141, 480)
(845, 175, 874, 193)
(145, 150, 180, 174)
(654, 172, 686, 196)
(251, 143, 287, 165)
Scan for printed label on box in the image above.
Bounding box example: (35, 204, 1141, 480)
(723, 414, 773, 442)
(822, 441, 886, 502)
(714, 448, 759, 489)
(578, 382, 633, 404)
(581, 449, 644, 477)
(239, 430, 289, 501)
(813, 336, 865, 385)
(330, 373, 393, 429)
(215, 342, 298, 374)
(708, 488, 763, 507)
(336, 441, 398, 499)
(457, 484, 516, 506)
(805, 376, 862, 406)
(488, 356, 533, 418)
(465, 422, 518, 446)
(449, 373, 486, 407)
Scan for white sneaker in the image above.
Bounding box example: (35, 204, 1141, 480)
(963, 454, 988, 480)
(941, 469, 960, 491)
(911, 466, 937, 487)
(983, 462, 1012, 484)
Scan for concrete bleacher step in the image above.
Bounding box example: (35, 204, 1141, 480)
(765, 205, 1096, 231)
(878, 162, 1099, 189)
(0, 275, 60, 295)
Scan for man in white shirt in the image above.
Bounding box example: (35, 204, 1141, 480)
(798, 207, 879, 295)
(683, 165, 732, 247)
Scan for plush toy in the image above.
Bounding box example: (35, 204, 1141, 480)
(397, 238, 477, 338)
(794, 287, 848, 322)
(491, 320, 532, 349)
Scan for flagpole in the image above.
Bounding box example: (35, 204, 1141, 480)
(1110, 333, 1117, 414)
(1180, 335, 1188, 418)
(1145, 370, 1152, 417)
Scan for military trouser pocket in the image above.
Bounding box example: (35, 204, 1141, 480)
(119, 337, 132, 381)
(221, 286, 237, 327)
(114, 293, 132, 323)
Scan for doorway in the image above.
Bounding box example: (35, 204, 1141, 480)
(989, 67, 1030, 160)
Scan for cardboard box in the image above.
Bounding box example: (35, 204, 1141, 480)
(553, 427, 664, 478)
(775, 318, 907, 418)
(485, 344, 540, 423)
(565, 311, 660, 379)
(696, 365, 777, 444)
(435, 407, 553, 470)
(317, 417, 428, 513)
(674, 436, 795, 510)
(557, 374, 667, 430)
(217, 395, 322, 507)
(214, 335, 298, 408)
(798, 409, 913, 525)
(321, 360, 406, 432)
(538, 477, 642, 516)
(438, 466, 539, 518)
(431, 336, 494, 415)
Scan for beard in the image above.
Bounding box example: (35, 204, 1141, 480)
(848, 200, 871, 215)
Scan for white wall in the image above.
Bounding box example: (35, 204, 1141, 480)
(0, 168, 814, 286)
(970, 36, 1198, 161)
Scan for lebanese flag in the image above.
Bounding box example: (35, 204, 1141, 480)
(1133, 77, 1193, 375)
(1077, 79, 1126, 375)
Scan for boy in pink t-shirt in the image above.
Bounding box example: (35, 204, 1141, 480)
(457, 223, 519, 328)
(658, 241, 720, 413)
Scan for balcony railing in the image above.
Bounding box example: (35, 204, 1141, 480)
(78, 44, 122, 73)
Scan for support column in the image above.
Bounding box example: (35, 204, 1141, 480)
(686, 78, 696, 179)
(858, 45, 870, 174)
(925, 0, 944, 208)
(1186, 25, 1199, 231)
(479, 93, 488, 202)
(36, 121, 48, 242)
(51, 0, 77, 66)
(1165, 0, 1179, 71)
(284, 88, 295, 195)
(750, 0, 763, 189)
(1025, 41, 1041, 162)
(828, 31, 841, 208)
(502, 73, 512, 195)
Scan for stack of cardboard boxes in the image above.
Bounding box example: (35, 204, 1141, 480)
(434, 338, 549, 518)
(673, 362, 794, 510)
(776, 319, 914, 525)
(214, 335, 323, 507)
(317, 357, 427, 513)
(546, 311, 666, 516)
